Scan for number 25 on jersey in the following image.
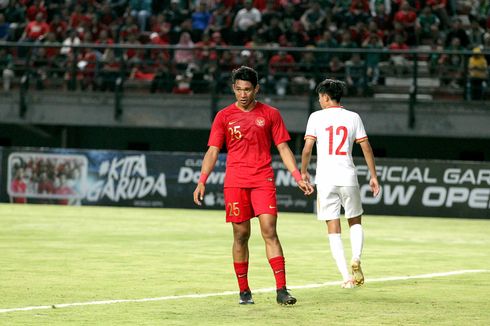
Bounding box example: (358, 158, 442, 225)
(228, 126, 242, 140)
(326, 125, 347, 156)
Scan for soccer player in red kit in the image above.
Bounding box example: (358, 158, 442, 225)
(193, 66, 313, 305)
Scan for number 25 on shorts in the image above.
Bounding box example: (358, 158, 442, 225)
(227, 202, 240, 217)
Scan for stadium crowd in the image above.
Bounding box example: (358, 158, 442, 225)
(0, 0, 489, 99)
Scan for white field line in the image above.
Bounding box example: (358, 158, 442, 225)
(0, 269, 487, 314)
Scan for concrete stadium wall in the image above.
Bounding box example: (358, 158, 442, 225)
(1, 91, 489, 139)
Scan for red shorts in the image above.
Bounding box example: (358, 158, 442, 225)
(223, 186, 277, 223)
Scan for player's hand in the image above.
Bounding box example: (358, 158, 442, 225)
(193, 183, 206, 206)
(370, 177, 380, 197)
(298, 180, 314, 196)
(301, 171, 311, 184)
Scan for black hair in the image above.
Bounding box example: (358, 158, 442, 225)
(231, 66, 258, 88)
(315, 78, 345, 102)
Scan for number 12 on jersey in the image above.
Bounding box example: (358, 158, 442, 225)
(326, 125, 348, 156)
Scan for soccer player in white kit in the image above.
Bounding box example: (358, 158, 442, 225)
(301, 78, 380, 288)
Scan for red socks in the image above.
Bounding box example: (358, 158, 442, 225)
(235, 257, 287, 291)
(268, 256, 286, 289)
(234, 261, 250, 292)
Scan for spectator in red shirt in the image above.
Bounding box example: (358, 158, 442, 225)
(122, 32, 142, 64)
(148, 31, 170, 62)
(49, 13, 67, 41)
(150, 13, 171, 43)
(211, 31, 227, 46)
(22, 12, 50, 41)
(41, 31, 63, 75)
(388, 34, 410, 75)
(77, 46, 99, 91)
(268, 50, 296, 95)
(97, 2, 117, 30)
(393, 1, 417, 45)
(194, 32, 217, 63)
(69, 3, 89, 30)
(26, 0, 47, 22)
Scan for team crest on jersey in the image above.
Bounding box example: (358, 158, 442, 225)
(255, 117, 265, 127)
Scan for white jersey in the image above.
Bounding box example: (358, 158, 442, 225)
(305, 106, 367, 186)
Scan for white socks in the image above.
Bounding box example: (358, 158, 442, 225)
(350, 224, 364, 262)
(328, 224, 364, 282)
(328, 233, 350, 282)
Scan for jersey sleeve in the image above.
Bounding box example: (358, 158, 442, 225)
(271, 109, 291, 145)
(354, 113, 368, 143)
(304, 114, 317, 140)
(207, 111, 226, 149)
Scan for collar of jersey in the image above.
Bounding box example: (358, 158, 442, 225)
(234, 101, 258, 112)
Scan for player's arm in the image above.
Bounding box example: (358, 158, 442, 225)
(358, 139, 380, 197)
(301, 137, 315, 184)
(276, 142, 314, 195)
(193, 145, 220, 206)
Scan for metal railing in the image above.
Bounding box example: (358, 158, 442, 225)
(1, 42, 487, 127)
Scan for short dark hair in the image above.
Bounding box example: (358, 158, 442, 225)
(315, 78, 345, 102)
(231, 66, 258, 88)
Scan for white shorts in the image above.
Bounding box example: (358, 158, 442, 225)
(316, 185, 363, 220)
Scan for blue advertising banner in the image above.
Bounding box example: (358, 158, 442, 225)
(0, 148, 311, 211)
(1, 147, 489, 218)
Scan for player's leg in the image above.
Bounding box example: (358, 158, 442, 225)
(348, 216, 363, 262)
(251, 186, 283, 260)
(225, 187, 254, 304)
(257, 213, 296, 305)
(257, 213, 283, 258)
(342, 186, 365, 286)
(318, 185, 353, 287)
(326, 219, 353, 288)
(232, 221, 254, 304)
(348, 216, 364, 285)
(253, 187, 296, 305)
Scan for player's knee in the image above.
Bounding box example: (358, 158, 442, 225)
(234, 232, 250, 246)
(348, 216, 362, 227)
(260, 228, 278, 242)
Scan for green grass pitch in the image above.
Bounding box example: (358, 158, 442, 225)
(0, 204, 489, 325)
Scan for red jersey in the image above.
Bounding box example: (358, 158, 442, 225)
(208, 101, 290, 188)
